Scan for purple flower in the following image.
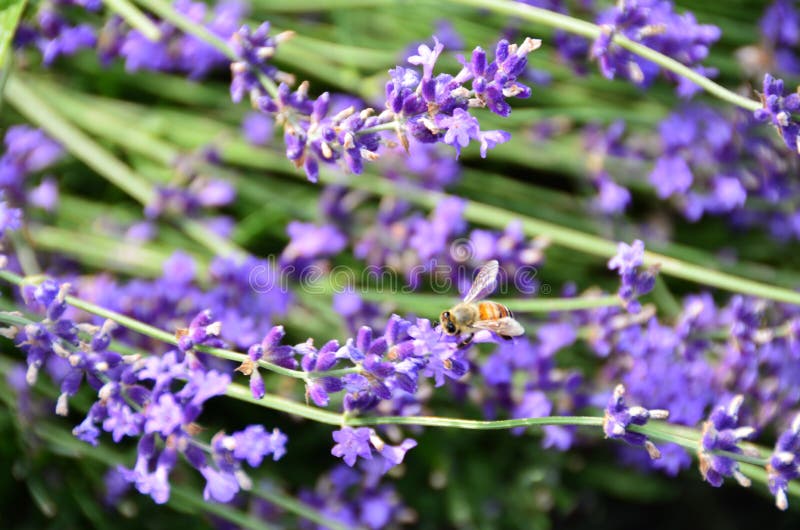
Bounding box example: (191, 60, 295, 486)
(512, 391, 552, 435)
(177, 309, 222, 353)
(331, 427, 373, 467)
(27, 177, 59, 211)
(650, 155, 694, 199)
(435, 108, 480, 158)
(699, 395, 756, 488)
(603, 384, 669, 458)
(477, 130, 511, 158)
(754, 73, 800, 153)
(0, 196, 22, 239)
(200, 466, 240, 503)
(144, 394, 184, 437)
(608, 240, 657, 313)
(590, 1, 720, 94)
(281, 221, 347, 266)
(242, 112, 274, 145)
(229, 22, 285, 104)
(767, 413, 800, 510)
(407, 37, 444, 80)
(230, 425, 288, 466)
(0, 126, 63, 198)
(376, 438, 417, 473)
(760, 1, 800, 75)
(593, 173, 631, 214)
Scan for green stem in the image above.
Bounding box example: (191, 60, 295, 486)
(0, 0, 26, 69)
(23, 62, 796, 304)
(102, 0, 163, 41)
(227, 382, 779, 483)
(252, 485, 359, 530)
(0, 270, 360, 381)
(133, 0, 279, 99)
(317, 173, 800, 306)
(448, 0, 761, 111)
(133, 0, 235, 60)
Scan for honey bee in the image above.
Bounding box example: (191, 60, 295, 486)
(439, 260, 525, 347)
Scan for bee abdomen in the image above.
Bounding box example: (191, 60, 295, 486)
(478, 301, 512, 321)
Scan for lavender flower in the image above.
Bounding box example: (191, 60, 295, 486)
(754, 73, 800, 153)
(229, 22, 292, 104)
(233, 33, 538, 181)
(121, 0, 246, 78)
(331, 427, 374, 466)
(0, 193, 23, 239)
(176, 309, 223, 354)
(280, 221, 347, 270)
(603, 384, 669, 459)
(698, 395, 756, 488)
(591, 0, 721, 95)
(15, 9, 97, 65)
(608, 239, 657, 313)
(0, 126, 63, 202)
(331, 427, 416, 473)
(759, 0, 800, 75)
(767, 413, 800, 510)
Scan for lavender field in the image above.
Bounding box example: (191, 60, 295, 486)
(2, 0, 800, 528)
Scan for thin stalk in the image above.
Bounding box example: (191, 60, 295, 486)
(0, 0, 26, 68)
(102, 0, 163, 41)
(22, 69, 799, 304)
(316, 173, 800, 306)
(448, 0, 761, 111)
(133, 0, 279, 99)
(251, 486, 360, 530)
(0, 269, 359, 380)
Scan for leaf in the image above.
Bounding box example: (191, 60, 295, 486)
(0, 0, 26, 68)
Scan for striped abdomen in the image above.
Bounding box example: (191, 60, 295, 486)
(477, 301, 513, 321)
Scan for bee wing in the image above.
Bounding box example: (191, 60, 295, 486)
(463, 260, 500, 303)
(472, 317, 525, 337)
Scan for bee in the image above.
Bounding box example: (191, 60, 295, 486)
(439, 260, 525, 347)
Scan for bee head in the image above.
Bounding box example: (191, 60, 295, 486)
(439, 310, 457, 335)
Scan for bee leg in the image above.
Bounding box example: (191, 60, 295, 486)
(500, 334, 513, 341)
(457, 334, 474, 349)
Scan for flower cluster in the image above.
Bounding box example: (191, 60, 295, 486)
(13, 277, 288, 505)
(759, 0, 800, 75)
(768, 413, 800, 510)
(76, 252, 290, 350)
(0, 126, 63, 210)
(387, 37, 538, 152)
(481, 333, 585, 450)
(754, 73, 800, 153)
(331, 427, 417, 471)
(144, 148, 236, 222)
(296, 464, 411, 529)
(698, 395, 756, 488)
(607, 239, 657, 313)
(231, 31, 540, 181)
(117, 0, 245, 77)
(15, 0, 247, 78)
(15, 7, 97, 65)
(591, 0, 721, 96)
(229, 22, 294, 104)
(602, 384, 669, 459)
